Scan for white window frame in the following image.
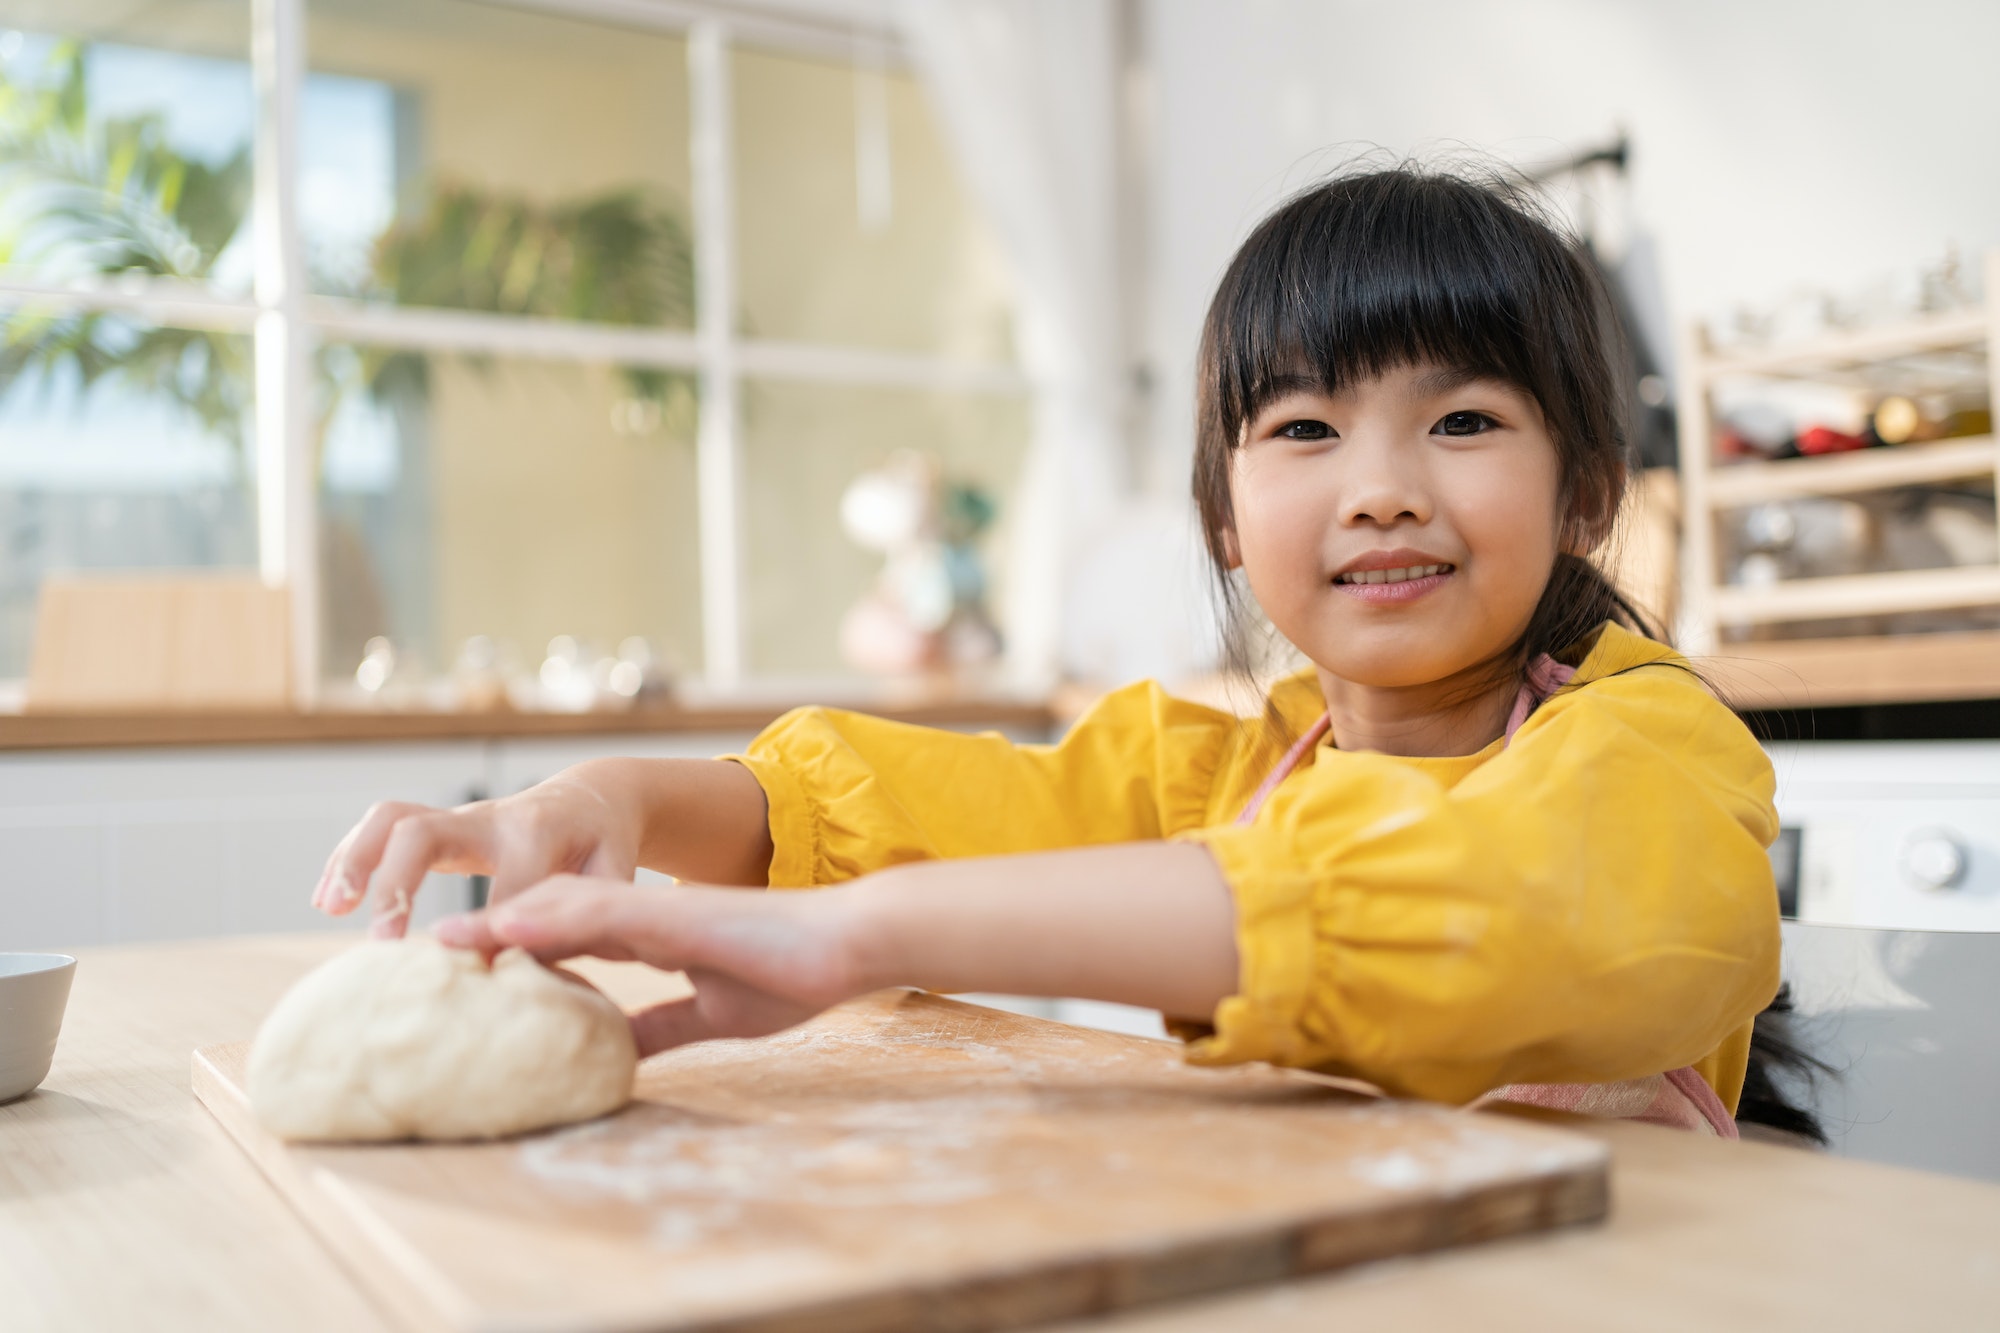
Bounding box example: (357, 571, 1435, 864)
(0, 0, 1028, 702)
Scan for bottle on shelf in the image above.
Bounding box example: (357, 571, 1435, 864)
(1868, 395, 1991, 447)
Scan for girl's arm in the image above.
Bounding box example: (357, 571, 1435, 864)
(736, 685, 1238, 887)
(605, 757, 774, 883)
(852, 843, 1238, 1018)
(432, 842, 1240, 1052)
(323, 678, 1235, 937)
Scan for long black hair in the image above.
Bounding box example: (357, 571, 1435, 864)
(1191, 160, 1828, 1141)
(1192, 161, 1656, 690)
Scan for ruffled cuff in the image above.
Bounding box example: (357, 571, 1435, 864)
(720, 753, 821, 889)
(1173, 825, 1329, 1068)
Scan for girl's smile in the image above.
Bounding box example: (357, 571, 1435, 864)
(1331, 547, 1457, 602)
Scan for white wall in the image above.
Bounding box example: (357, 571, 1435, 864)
(1141, 0, 2000, 488)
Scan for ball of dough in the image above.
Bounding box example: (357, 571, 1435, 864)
(248, 940, 636, 1142)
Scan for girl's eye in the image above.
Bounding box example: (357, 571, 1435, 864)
(1276, 419, 1334, 441)
(1434, 410, 1498, 437)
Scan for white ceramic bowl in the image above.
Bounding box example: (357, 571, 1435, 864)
(1, 954, 76, 1102)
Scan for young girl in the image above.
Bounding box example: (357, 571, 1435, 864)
(314, 166, 1781, 1135)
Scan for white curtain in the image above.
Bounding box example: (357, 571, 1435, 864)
(896, 0, 1127, 690)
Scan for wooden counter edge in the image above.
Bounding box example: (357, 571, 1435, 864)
(10, 624, 1995, 750)
(0, 697, 1058, 752)
(1701, 630, 2000, 711)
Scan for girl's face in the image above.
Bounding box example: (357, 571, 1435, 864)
(1229, 361, 1568, 692)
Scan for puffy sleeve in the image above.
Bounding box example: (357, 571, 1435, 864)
(1182, 662, 1782, 1105)
(728, 682, 1238, 888)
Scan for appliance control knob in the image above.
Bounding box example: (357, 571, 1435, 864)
(1901, 830, 1968, 891)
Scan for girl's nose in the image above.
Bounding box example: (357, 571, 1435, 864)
(1337, 434, 1432, 528)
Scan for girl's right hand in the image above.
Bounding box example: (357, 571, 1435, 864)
(311, 771, 643, 939)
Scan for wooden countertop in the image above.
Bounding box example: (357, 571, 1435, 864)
(0, 695, 1056, 752)
(6, 934, 2000, 1330)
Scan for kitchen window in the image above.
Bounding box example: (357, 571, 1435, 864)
(0, 0, 1027, 695)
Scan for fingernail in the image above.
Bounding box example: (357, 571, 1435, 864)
(433, 913, 474, 945)
(336, 874, 364, 906)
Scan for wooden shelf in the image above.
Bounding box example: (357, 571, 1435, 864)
(1707, 436, 1997, 507)
(1700, 631, 2000, 710)
(1703, 305, 1987, 378)
(1712, 564, 2000, 625)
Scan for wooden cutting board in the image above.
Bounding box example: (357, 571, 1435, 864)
(193, 989, 1608, 1333)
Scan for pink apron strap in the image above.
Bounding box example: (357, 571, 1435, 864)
(1504, 653, 1575, 744)
(1233, 713, 1330, 826)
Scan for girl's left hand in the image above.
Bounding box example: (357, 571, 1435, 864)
(433, 878, 872, 1056)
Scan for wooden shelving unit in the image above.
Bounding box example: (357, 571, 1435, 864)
(1675, 253, 2000, 708)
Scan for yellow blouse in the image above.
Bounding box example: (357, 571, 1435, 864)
(728, 624, 1781, 1111)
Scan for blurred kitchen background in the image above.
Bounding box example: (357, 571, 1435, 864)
(2, 1, 1998, 1179)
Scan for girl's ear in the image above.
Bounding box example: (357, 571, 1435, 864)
(1221, 525, 1243, 570)
(1562, 480, 1620, 557)
(1561, 518, 1600, 558)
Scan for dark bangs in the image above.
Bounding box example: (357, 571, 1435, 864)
(1200, 168, 1616, 469)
